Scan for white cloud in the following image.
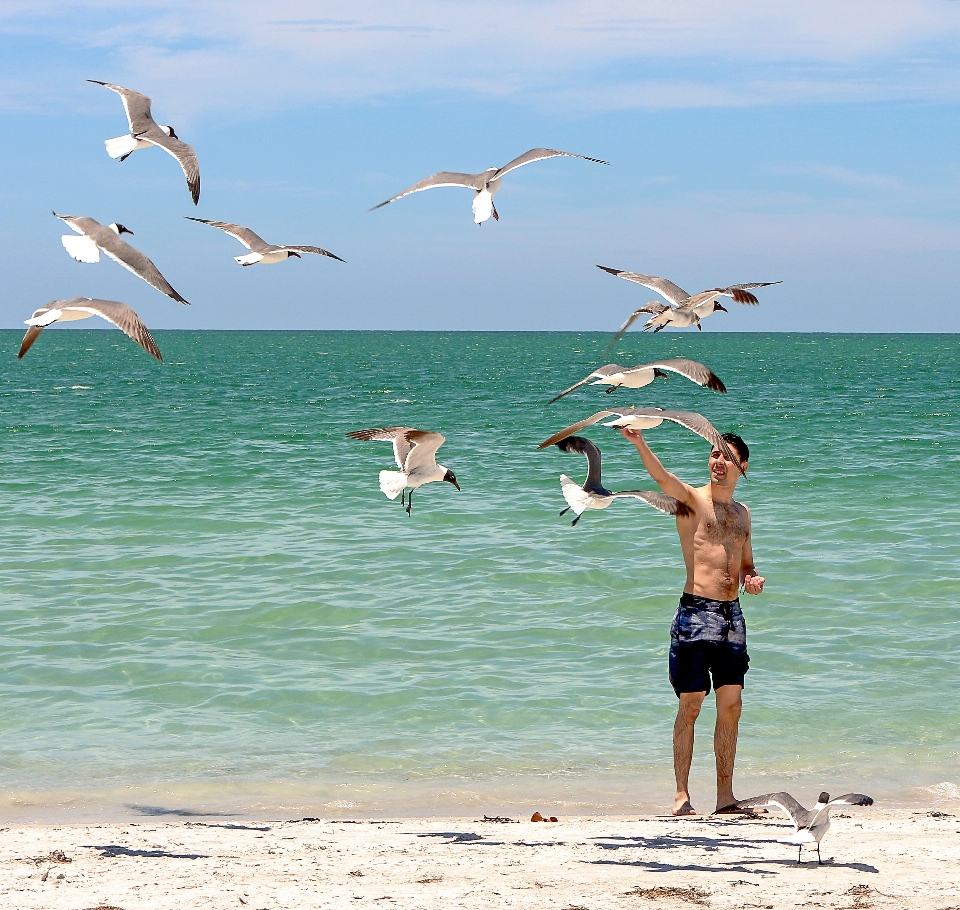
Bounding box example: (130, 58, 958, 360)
(3, 1, 960, 115)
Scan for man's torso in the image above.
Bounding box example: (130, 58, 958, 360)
(676, 487, 749, 601)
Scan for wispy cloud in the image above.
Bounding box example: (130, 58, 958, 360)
(774, 164, 908, 192)
(2, 1, 960, 116)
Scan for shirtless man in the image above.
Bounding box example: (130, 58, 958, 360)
(621, 428, 764, 817)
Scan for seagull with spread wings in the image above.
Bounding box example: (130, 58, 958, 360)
(53, 212, 188, 304)
(17, 297, 162, 362)
(347, 427, 460, 516)
(538, 407, 743, 475)
(186, 218, 345, 266)
(549, 357, 726, 404)
(549, 436, 693, 526)
(89, 80, 200, 205)
(732, 790, 874, 864)
(371, 148, 609, 224)
(597, 265, 781, 349)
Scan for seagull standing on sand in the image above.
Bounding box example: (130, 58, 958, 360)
(550, 436, 692, 525)
(549, 357, 726, 404)
(185, 218, 345, 266)
(18, 298, 162, 361)
(733, 791, 874, 864)
(88, 80, 200, 205)
(346, 427, 460, 516)
(597, 265, 780, 348)
(371, 148, 609, 224)
(53, 212, 188, 304)
(538, 407, 744, 475)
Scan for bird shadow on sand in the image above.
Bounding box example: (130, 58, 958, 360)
(414, 832, 504, 846)
(83, 844, 210, 860)
(593, 834, 762, 852)
(125, 804, 236, 818)
(589, 856, 879, 875)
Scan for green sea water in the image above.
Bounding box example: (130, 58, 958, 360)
(1, 331, 958, 820)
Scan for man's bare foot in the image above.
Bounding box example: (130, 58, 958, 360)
(672, 798, 697, 816)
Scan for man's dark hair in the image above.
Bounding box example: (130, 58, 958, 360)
(721, 433, 749, 463)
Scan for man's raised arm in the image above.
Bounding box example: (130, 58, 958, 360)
(620, 428, 697, 507)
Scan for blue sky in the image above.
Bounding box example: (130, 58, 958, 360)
(1, 1, 959, 331)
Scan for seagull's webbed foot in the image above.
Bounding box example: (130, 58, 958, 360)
(405, 492, 413, 517)
(605, 385, 621, 394)
(571, 514, 582, 526)
(559, 507, 571, 516)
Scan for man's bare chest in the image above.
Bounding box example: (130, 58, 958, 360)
(700, 503, 748, 545)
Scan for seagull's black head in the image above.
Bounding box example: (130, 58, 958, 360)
(714, 302, 728, 313)
(654, 367, 669, 379)
(443, 469, 460, 491)
(112, 223, 134, 236)
(818, 792, 830, 804)
(287, 251, 302, 259)
(163, 125, 179, 140)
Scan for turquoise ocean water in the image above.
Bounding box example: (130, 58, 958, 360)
(1, 331, 958, 821)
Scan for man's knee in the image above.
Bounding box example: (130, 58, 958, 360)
(715, 685, 742, 721)
(677, 691, 706, 723)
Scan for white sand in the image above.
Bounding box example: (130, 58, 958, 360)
(2, 808, 959, 909)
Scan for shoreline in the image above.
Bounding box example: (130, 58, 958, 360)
(3, 809, 958, 909)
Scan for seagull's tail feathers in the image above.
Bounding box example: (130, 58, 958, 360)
(61, 234, 100, 263)
(781, 828, 819, 845)
(379, 470, 408, 500)
(105, 134, 141, 159)
(560, 474, 598, 516)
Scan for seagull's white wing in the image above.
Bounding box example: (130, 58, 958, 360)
(280, 246, 346, 263)
(371, 172, 486, 210)
(609, 490, 693, 516)
(735, 792, 807, 825)
(548, 365, 626, 404)
(88, 80, 156, 133)
(19, 297, 161, 361)
(185, 217, 269, 252)
(347, 426, 417, 469)
(596, 266, 690, 305)
(493, 148, 609, 179)
(538, 411, 618, 449)
(635, 358, 727, 392)
(142, 133, 200, 205)
(402, 430, 446, 472)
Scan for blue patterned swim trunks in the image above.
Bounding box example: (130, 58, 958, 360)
(669, 592, 749, 696)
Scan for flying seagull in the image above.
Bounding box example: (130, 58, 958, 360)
(550, 436, 692, 526)
(88, 80, 200, 205)
(549, 357, 726, 404)
(53, 212, 188, 304)
(537, 406, 744, 475)
(371, 148, 609, 224)
(598, 265, 781, 349)
(18, 297, 162, 362)
(185, 218, 345, 266)
(732, 791, 874, 864)
(346, 427, 460, 516)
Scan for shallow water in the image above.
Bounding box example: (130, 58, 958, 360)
(1, 331, 958, 820)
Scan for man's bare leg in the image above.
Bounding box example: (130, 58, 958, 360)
(713, 684, 742, 811)
(673, 691, 706, 815)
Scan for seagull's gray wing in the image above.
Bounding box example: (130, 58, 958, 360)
(637, 358, 726, 393)
(609, 490, 693, 517)
(346, 426, 418, 469)
(88, 80, 156, 133)
(596, 266, 690, 305)
(94, 228, 189, 305)
(492, 148, 609, 179)
(280, 245, 346, 263)
(185, 217, 270, 252)
(52, 211, 100, 236)
(556, 435, 604, 491)
(538, 411, 618, 449)
(605, 304, 669, 354)
(721, 281, 782, 304)
(735, 792, 808, 825)
(18, 297, 162, 361)
(370, 172, 486, 210)
(651, 409, 744, 474)
(548, 364, 626, 404)
(403, 430, 446, 472)
(141, 132, 200, 204)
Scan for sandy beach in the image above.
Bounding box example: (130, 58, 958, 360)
(3, 808, 959, 910)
